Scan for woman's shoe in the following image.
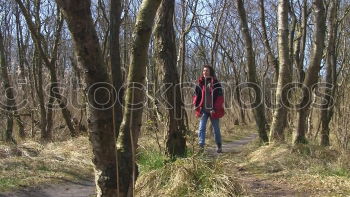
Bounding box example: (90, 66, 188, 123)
(217, 148, 222, 153)
(199, 144, 205, 153)
(216, 143, 222, 153)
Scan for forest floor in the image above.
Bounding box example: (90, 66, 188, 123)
(1, 126, 349, 196)
(0, 180, 95, 197)
(205, 134, 303, 196)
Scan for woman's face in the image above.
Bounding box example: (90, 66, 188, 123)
(203, 67, 210, 78)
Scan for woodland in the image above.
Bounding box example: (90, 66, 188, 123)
(0, 0, 350, 196)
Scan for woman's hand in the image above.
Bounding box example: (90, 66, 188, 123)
(210, 109, 215, 116)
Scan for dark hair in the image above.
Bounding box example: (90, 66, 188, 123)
(203, 65, 216, 78)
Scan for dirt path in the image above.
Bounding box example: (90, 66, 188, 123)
(236, 170, 306, 197)
(206, 133, 303, 197)
(205, 133, 258, 156)
(0, 180, 95, 197)
(1, 133, 300, 197)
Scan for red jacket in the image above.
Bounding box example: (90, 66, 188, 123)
(192, 76, 225, 119)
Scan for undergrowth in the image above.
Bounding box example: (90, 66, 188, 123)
(238, 139, 350, 196)
(136, 153, 245, 197)
(0, 136, 93, 192)
(135, 124, 256, 197)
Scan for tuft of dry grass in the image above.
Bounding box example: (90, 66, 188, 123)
(135, 155, 245, 197)
(135, 123, 257, 197)
(0, 136, 93, 192)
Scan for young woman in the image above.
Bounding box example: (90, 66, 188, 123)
(193, 65, 225, 153)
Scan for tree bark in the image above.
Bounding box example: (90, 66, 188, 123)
(32, 49, 47, 139)
(176, 0, 196, 131)
(295, 0, 326, 144)
(269, 0, 292, 142)
(14, 6, 27, 139)
(320, 0, 338, 146)
(210, 0, 227, 67)
(259, 0, 279, 82)
(110, 0, 124, 139)
(55, 0, 118, 196)
(154, 0, 187, 157)
(116, 0, 161, 196)
(295, 0, 308, 83)
(237, 0, 269, 143)
(0, 29, 16, 143)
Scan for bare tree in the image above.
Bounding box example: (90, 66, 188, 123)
(260, 0, 279, 82)
(294, 0, 308, 83)
(15, 0, 76, 140)
(110, 0, 124, 137)
(237, 0, 269, 143)
(0, 29, 21, 143)
(177, 0, 197, 85)
(55, 0, 118, 195)
(116, 0, 161, 196)
(154, 0, 187, 157)
(295, 0, 326, 144)
(269, 0, 292, 142)
(320, 0, 338, 146)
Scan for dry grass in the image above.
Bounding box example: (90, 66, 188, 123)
(0, 120, 255, 194)
(0, 136, 93, 192)
(237, 140, 350, 196)
(6, 122, 347, 196)
(135, 155, 245, 197)
(135, 123, 256, 197)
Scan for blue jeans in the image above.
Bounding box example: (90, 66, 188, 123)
(198, 111, 222, 146)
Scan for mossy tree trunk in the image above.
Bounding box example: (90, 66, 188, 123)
(116, 0, 161, 196)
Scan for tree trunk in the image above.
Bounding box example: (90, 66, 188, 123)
(235, 80, 246, 125)
(122, 0, 130, 81)
(295, 0, 308, 83)
(55, 0, 118, 196)
(295, 0, 326, 144)
(320, 0, 338, 146)
(32, 49, 47, 140)
(259, 0, 279, 82)
(289, 5, 296, 72)
(154, 0, 187, 157)
(237, 0, 269, 143)
(14, 7, 27, 139)
(110, 0, 124, 138)
(176, 0, 196, 132)
(210, 0, 227, 67)
(116, 0, 161, 195)
(0, 30, 16, 143)
(269, 0, 292, 142)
